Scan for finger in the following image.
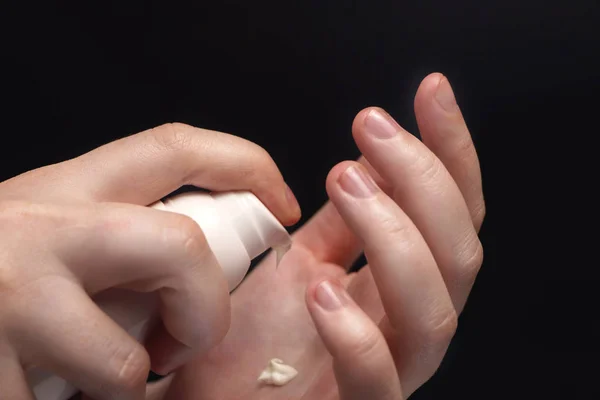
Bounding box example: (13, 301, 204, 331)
(326, 162, 457, 386)
(81, 375, 174, 400)
(290, 156, 392, 270)
(291, 154, 381, 269)
(414, 73, 485, 230)
(1, 123, 300, 225)
(145, 374, 174, 400)
(352, 107, 483, 311)
(54, 202, 231, 375)
(290, 85, 483, 268)
(0, 349, 34, 400)
(306, 278, 404, 400)
(12, 282, 149, 400)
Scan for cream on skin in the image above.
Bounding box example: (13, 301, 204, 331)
(257, 358, 299, 386)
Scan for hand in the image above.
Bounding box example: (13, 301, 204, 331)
(0, 124, 300, 400)
(162, 73, 485, 399)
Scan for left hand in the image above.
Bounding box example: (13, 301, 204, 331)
(161, 72, 485, 400)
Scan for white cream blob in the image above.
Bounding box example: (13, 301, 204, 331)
(257, 358, 298, 386)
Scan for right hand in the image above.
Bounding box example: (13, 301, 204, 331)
(0, 123, 300, 399)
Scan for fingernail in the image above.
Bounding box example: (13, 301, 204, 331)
(146, 329, 194, 376)
(149, 370, 172, 380)
(435, 76, 459, 112)
(315, 280, 348, 310)
(285, 183, 301, 217)
(338, 165, 379, 198)
(364, 108, 398, 139)
(153, 349, 188, 376)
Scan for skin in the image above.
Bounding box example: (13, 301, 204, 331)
(155, 72, 485, 400)
(0, 123, 300, 399)
(1, 72, 484, 400)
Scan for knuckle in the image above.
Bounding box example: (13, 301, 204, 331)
(377, 214, 414, 245)
(413, 151, 445, 185)
(415, 308, 458, 365)
(110, 344, 150, 394)
(457, 234, 484, 282)
(148, 123, 197, 184)
(471, 200, 487, 229)
(0, 200, 33, 223)
(0, 201, 59, 236)
(348, 328, 383, 360)
(170, 214, 210, 259)
(455, 136, 476, 160)
(402, 306, 458, 384)
(247, 144, 278, 183)
(425, 308, 458, 345)
(251, 144, 274, 166)
(150, 122, 195, 152)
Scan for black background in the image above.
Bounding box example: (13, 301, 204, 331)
(2, 1, 599, 399)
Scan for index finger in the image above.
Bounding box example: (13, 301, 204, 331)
(2, 123, 300, 226)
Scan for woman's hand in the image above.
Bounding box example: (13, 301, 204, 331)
(0, 123, 300, 400)
(164, 72, 484, 399)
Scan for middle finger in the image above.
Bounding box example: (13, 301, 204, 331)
(352, 107, 483, 312)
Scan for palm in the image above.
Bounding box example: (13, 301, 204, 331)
(166, 205, 382, 400)
(163, 76, 485, 400)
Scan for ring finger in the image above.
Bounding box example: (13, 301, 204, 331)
(326, 161, 457, 390)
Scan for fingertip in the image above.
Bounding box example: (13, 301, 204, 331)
(351, 106, 387, 140)
(305, 278, 402, 399)
(325, 161, 356, 201)
(415, 72, 447, 107)
(424, 72, 446, 87)
(305, 276, 335, 310)
(305, 277, 321, 311)
(145, 261, 231, 375)
(145, 323, 194, 376)
(305, 278, 327, 334)
(305, 277, 354, 336)
(326, 161, 358, 186)
(351, 107, 374, 132)
(283, 183, 302, 226)
(283, 210, 302, 226)
(252, 187, 300, 227)
(416, 72, 461, 116)
(326, 161, 381, 205)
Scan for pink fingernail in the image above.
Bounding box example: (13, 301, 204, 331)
(435, 76, 459, 112)
(315, 280, 348, 311)
(338, 165, 379, 198)
(364, 108, 398, 139)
